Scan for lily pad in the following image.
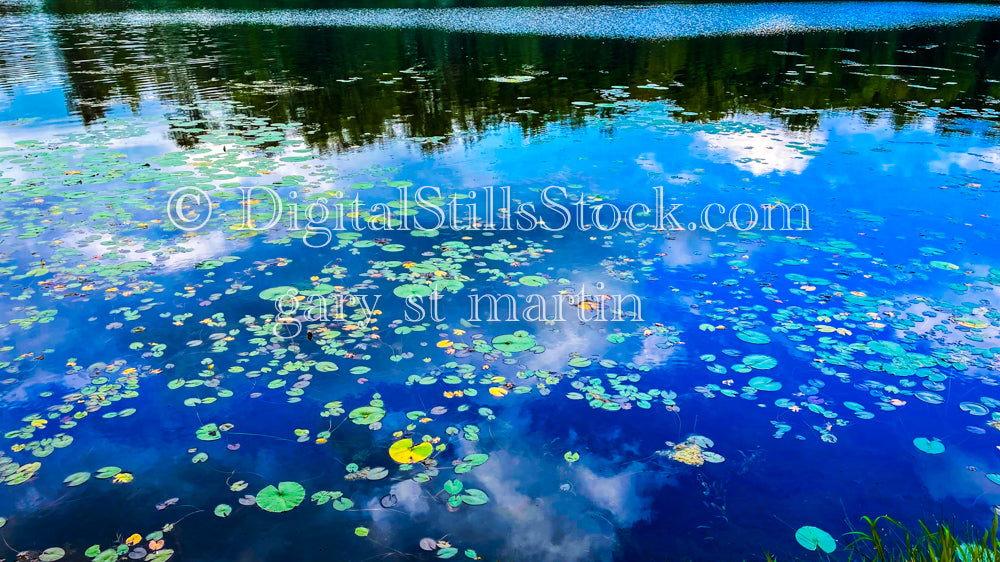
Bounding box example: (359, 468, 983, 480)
(196, 423, 222, 441)
(389, 439, 433, 463)
(737, 330, 771, 345)
(742, 355, 777, 370)
(94, 466, 121, 479)
(39, 547, 65, 561)
(256, 481, 306, 513)
(349, 406, 385, 426)
(63, 471, 91, 487)
(463, 453, 489, 467)
(519, 275, 548, 286)
(748, 376, 782, 391)
(913, 437, 945, 454)
(443, 479, 463, 495)
(795, 525, 836, 553)
(460, 489, 489, 506)
(491, 331, 535, 353)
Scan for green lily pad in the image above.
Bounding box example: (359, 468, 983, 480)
(736, 330, 771, 345)
(63, 471, 91, 487)
(463, 453, 488, 467)
(460, 489, 489, 506)
(795, 525, 836, 553)
(39, 547, 65, 561)
(913, 437, 945, 454)
(742, 355, 777, 370)
(94, 466, 121, 479)
(519, 275, 548, 286)
(259, 286, 298, 300)
(443, 479, 463, 495)
(332, 497, 354, 511)
(256, 481, 306, 513)
(93, 549, 119, 562)
(491, 331, 535, 353)
(393, 284, 433, 299)
(144, 549, 174, 562)
(196, 423, 222, 441)
(349, 406, 385, 426)
(748, 376, 782, 391)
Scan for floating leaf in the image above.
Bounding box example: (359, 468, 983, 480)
(94, 466, 121, 479)
(349, 406, 386, 426)
(443, 479, 463, 495)
(93, 550, 119, 562)
(519, 275, 548, 286)
(795, 525, 836, 553)
(748, 376, 782, 391)
(144, 549, 174, 562)
(742, 355, 777, 370)
(256, 482, 306, 513)
(63, 471, 91, 487)
(960, 402, 989, 416)
(389, 439, 433, 463)
(393, 284, 433, 299)
(367, 467, 389, 480)
(196, 423, 222, 441)
(332, 497, 354, 511)
(39, 547, 65, 561)
(490, 331, 535, 353)
(913, 437, 945, 454)
(736, 330, 771, 345)
(460, 489, 489, 505)
(463, 453, 488, 467)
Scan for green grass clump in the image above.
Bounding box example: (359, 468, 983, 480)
(844, 514, 998, 562)
(764, 514, 1000, 562)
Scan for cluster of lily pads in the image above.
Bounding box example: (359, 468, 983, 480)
(1, 68, 1000, 562)
(657, 435, 725, 466)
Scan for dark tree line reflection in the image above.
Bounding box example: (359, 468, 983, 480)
(6, 2, 1000, 150)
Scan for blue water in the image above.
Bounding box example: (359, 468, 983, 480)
(3, 2, 1000, 561)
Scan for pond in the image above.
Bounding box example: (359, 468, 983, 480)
(3, 1, 1000, 560)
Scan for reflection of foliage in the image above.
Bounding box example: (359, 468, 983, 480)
(11, 14, 1000, 149)
(44, 0, 650, 10)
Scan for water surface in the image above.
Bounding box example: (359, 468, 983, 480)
(2, 2, 1000, 561)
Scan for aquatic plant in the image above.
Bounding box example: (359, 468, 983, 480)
(844, 514, 1000, 562)
(5, 12, 1000, 560)
(657, 435, 725, 466)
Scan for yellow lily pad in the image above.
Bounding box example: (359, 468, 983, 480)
(388, 439, 433, 464)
